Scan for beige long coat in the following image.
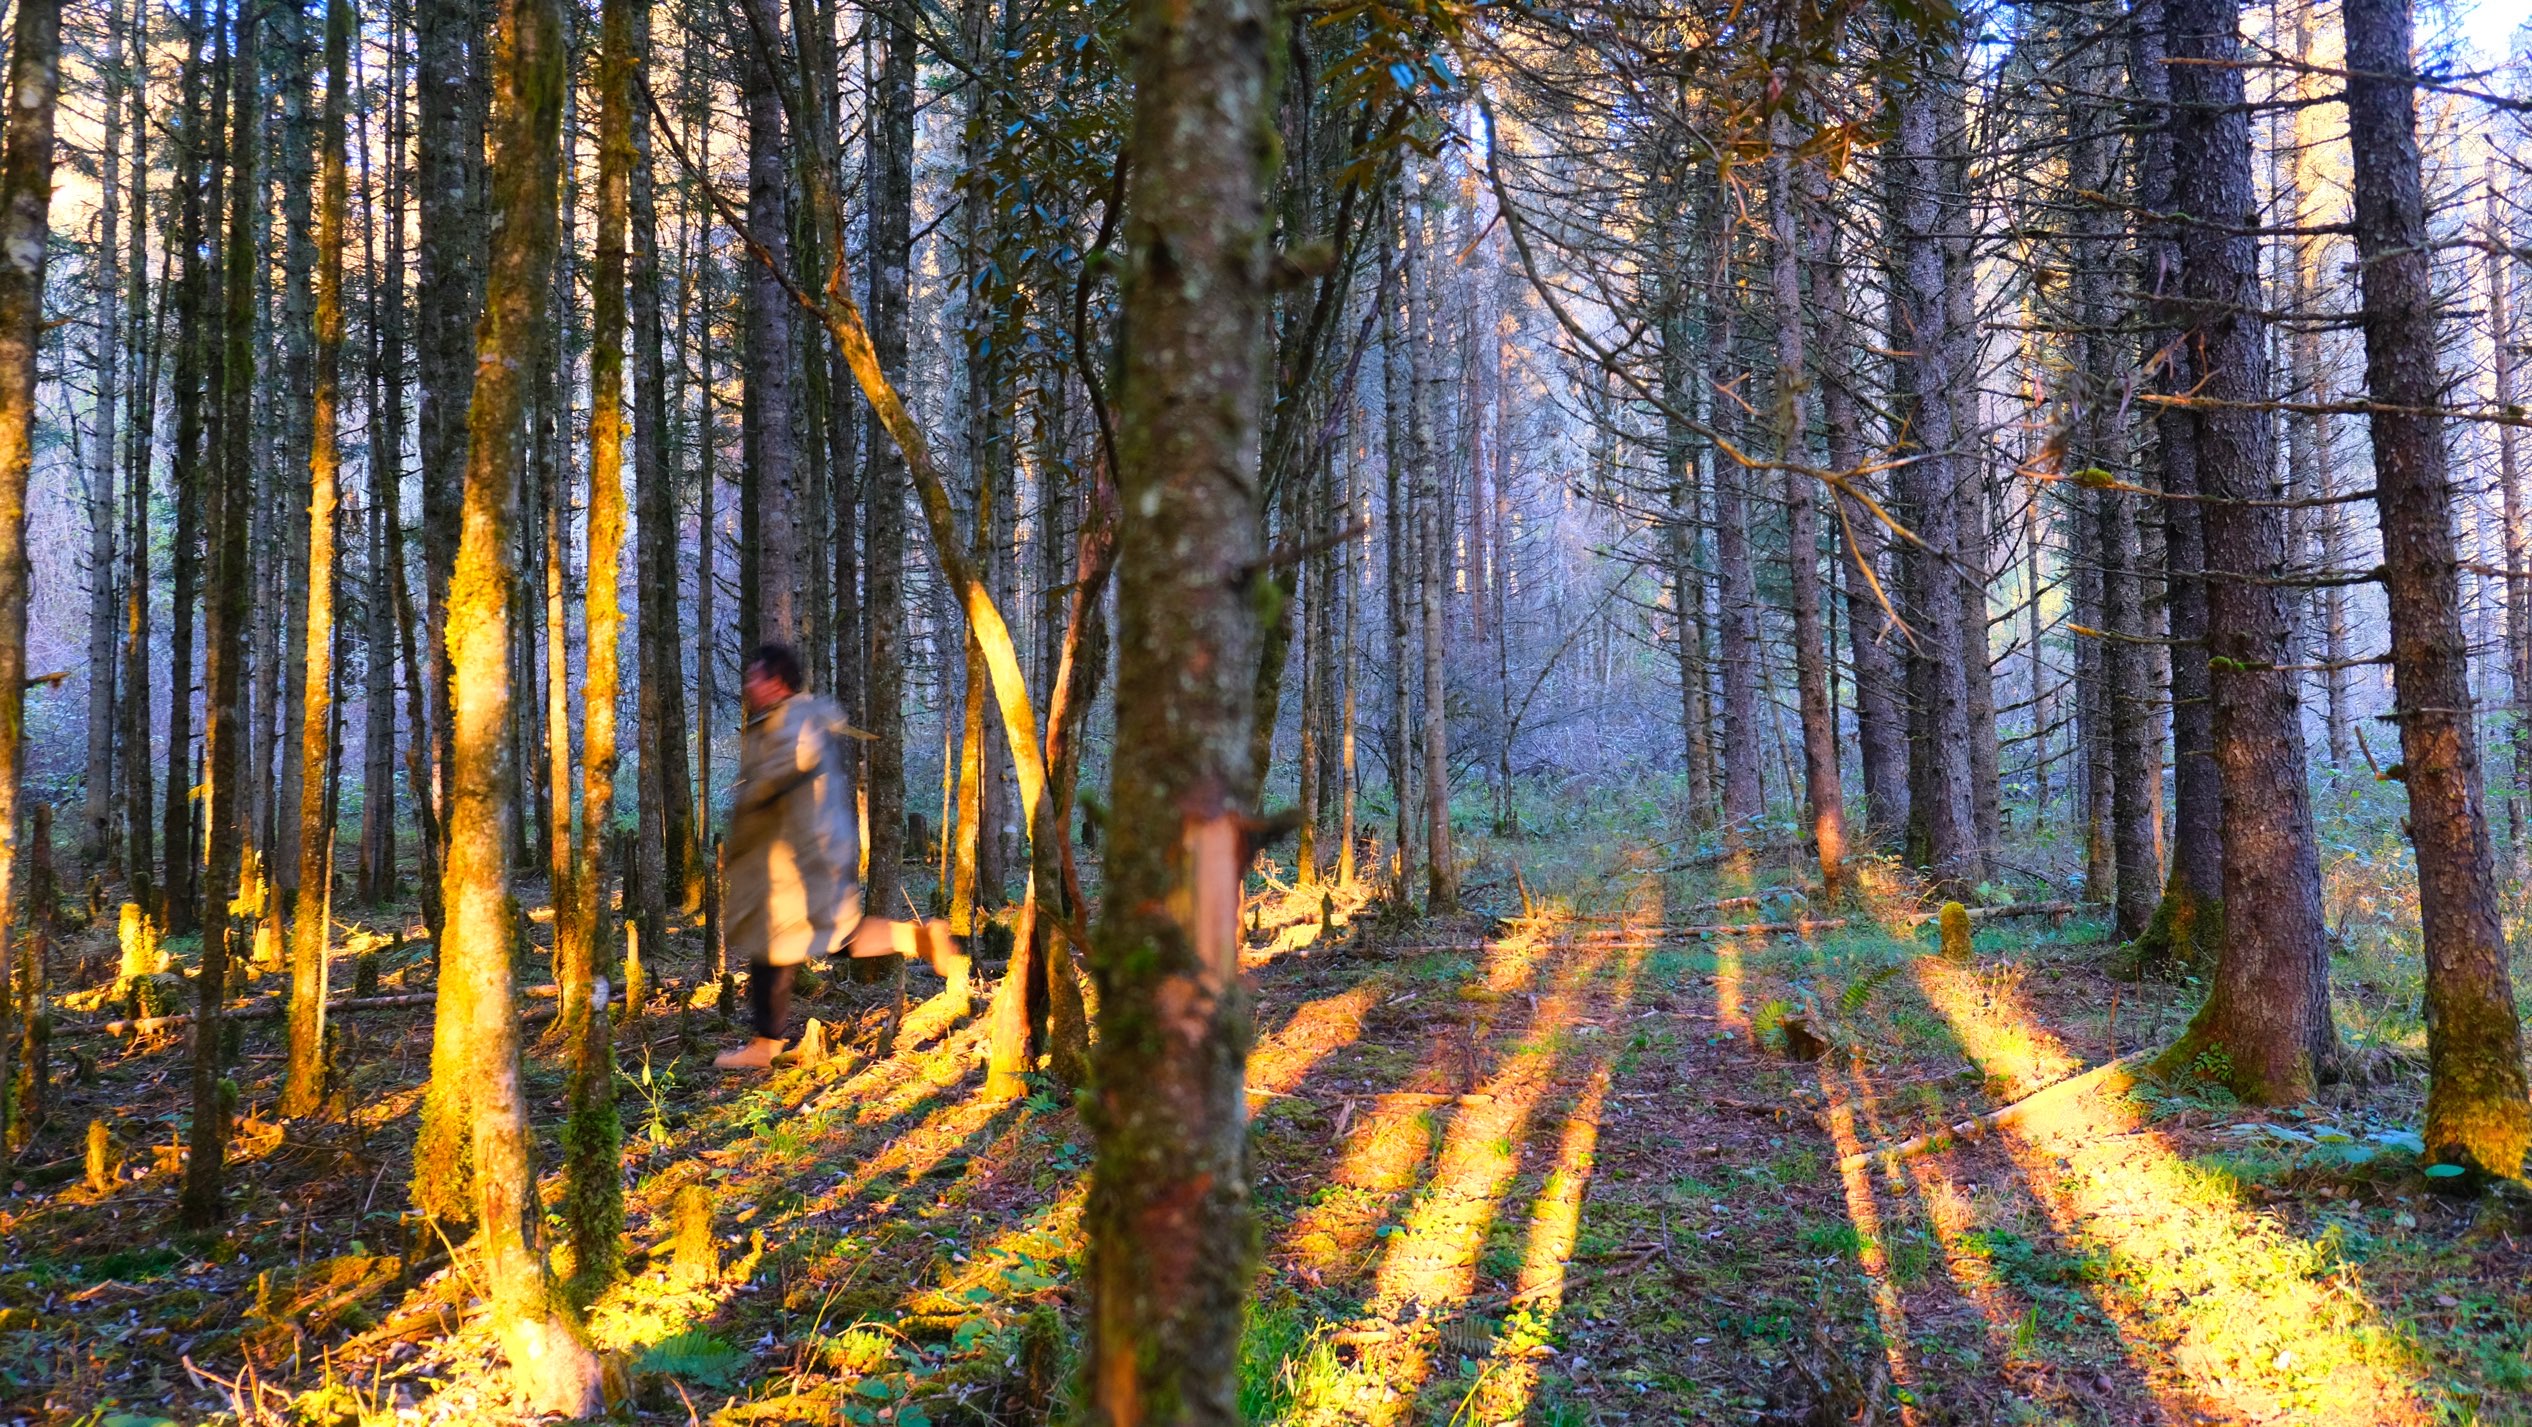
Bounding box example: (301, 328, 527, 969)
(726, 692, 862, 967)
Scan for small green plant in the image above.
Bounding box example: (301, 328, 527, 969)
(2189, 1046, 2235, 1085)
(636, 1328, 747, 1388)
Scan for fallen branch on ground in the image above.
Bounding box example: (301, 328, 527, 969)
(1835, 1054, 2142, 1174)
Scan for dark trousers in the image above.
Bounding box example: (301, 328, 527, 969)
(748, 961, 797, 1041)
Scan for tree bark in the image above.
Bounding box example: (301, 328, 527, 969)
(162, 0, 214, 939)
(183, 0, 252, 1227)
(0, 0, 61, 1166)
(1379, 222, 1416, 896)
(360, 16, 404, 907)
(81, 0, 126, 875)
(1886, 43, 1982, 896)
(118, 0, 156, 903)
(1768, 108, 1844, 899)
(2491, 168, 2529, 854)
(860, 1, 913, 924)
(2132, 0, 2222, 969)
(741, 31, 797, 649)
(1085, 0, 1272, 1400)
(2342, 0, 2532, 1173)
(416, 0, 484, 837)
(1405, 181, 1456, 913)
(631, 0, 691, 916)
(436, 0, 602, 1396)
(2156, 0, 2333, 1103)
(282, 0, 352, 1121)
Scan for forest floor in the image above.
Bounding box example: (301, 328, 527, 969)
(3, 821, 2531, 1425)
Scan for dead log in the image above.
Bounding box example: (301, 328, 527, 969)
(1835, 1054, 2141, 1174)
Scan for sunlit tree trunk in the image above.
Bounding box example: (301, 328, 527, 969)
(0, 0, 61, 1167)
(416, 0, 482, 838)
(2342, 0, 2531, 1174)
(272, 1, 319, 904)
(282, 0, 352, 1121)
(1084, 0, 1272, 1397)
(437, 0, 601, 1396)
(2157, 0, 2332, 1103)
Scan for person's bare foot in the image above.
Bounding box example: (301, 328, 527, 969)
(713, 1036, 783, 1070)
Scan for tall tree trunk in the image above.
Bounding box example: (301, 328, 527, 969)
(2343, 0, 2532, 1173)
(1811, 201, 1902, 844)
(1405, 183, 1455, 913)
(631, 0, 691, 918)
(273, 1, 319, 904)
(741, 33, 797, 649)
(416, 0, 483, 846)
(436, 0, 601, 1397)
(561, 0, 636, 1282)
(2065, 49, 2161, 940)
(1769, 109, 1843, 898)
(2132, 0, 2223, 969)
(860, 0, 913, 923)
(360, 13, 404, 906)
(569, 0, 638, 1037)
(82, 0, 126, 875)
(2157, 0, 2332, 1103)
(2491, 168, 2529, 856)
(283, 0, 351, 1121)
(1662, 313, 1714, 828)
(162, 0, 214, 939)
(1378, 226, 1415, 896)
(1887, 43, 1981, 895)
(119, 0, 156, 902)
(183, 0, 254, 1227)
(1085, 0, 1271, 1398)
(1712, 329, 1764, 837)
(0, 0, 61, 1167)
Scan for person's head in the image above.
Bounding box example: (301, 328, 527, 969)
(743, 643, 804, 713)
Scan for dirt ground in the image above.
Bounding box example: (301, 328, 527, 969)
(2, 839, 2527, 1425)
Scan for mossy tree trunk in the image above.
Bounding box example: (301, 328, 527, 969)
(2343, 0, 2532, 1174)
(1082, 0, 1273, 1406)
(282, 0, 353, 1121)
(437, 0, 600, 1399)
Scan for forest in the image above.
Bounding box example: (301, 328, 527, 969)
(3, 0, 2532, 1413)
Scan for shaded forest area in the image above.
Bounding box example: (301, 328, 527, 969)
(7, 0, 2532, 1415)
